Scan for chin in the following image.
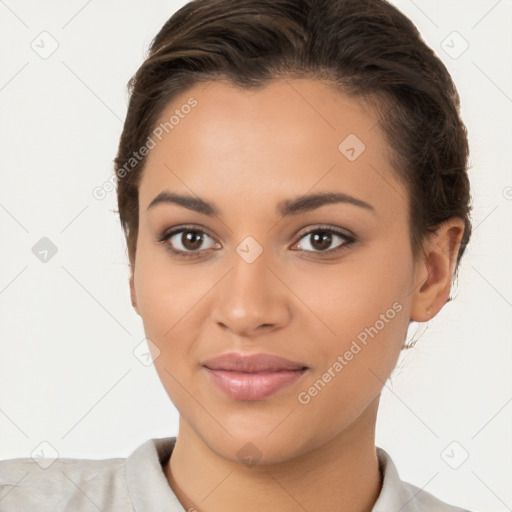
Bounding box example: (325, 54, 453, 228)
(208, 433, 310, 467)
(186, 413, 333, 469)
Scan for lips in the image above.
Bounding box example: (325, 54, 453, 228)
(203, 353, 308, 372)
(202, 353, 308, 401)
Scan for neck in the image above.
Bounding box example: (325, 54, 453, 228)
(165, 398, 382, 512)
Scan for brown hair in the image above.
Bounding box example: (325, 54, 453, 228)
(115, 0, 472, 281)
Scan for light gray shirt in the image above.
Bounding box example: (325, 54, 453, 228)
(0, 437, 471, 511)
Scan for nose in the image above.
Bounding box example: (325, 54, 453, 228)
(211, 249, 291, 338)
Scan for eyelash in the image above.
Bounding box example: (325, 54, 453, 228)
(157, 224, 356, 259)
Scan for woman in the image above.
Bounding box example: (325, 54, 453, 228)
(0, 0, 474, 510)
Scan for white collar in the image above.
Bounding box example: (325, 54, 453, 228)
(125, 437, 469, 512)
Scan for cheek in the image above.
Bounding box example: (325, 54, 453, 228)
(133, 251, 206, 412)
(288, 241, 413, 346)
(293, 284, 409, 444)
(133, 239, 214, 340)
(289, 245, 412, 415)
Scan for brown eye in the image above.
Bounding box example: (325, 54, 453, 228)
(293, 227, 355, 254)
(310, 230, 334, 251)
(180, 230, 205, 251)
(160, 227, 220, 256)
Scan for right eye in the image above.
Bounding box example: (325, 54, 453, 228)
(158, 226, 221, 258)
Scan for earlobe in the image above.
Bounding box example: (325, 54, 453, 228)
(129, 273, 140, 316)
(409, 218, 464, 323)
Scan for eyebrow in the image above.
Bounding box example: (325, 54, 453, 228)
(147, 190, 376, 217)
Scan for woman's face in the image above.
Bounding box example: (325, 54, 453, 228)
(131, 78, 421, 464)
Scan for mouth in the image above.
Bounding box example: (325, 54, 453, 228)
(202, 352, 309, 401)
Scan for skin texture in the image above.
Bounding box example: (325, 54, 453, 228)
(129, 78, 464, 512)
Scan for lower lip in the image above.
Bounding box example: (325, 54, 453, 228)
(204, 367, 307, 401)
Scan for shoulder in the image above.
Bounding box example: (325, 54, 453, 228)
(0, 437, 178, 512)
(0, 453, 132, 511)
(397, 478, 472, 512)
(374, 447, 473, 512)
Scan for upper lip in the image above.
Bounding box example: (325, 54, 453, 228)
(202, 353, 308, 372)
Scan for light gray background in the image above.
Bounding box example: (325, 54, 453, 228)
(1, 1, 511, 511)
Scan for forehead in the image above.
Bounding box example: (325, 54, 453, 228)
(138, 78, 405, 216)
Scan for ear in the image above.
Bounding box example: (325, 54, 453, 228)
(129, 272, 140, 316)
(410, 218, 465, 322)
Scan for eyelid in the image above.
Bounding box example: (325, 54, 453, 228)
(294, 224, 356, 242)
(158, 224, 217, 243)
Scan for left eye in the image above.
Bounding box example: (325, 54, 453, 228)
(293, 228, 355, 253)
